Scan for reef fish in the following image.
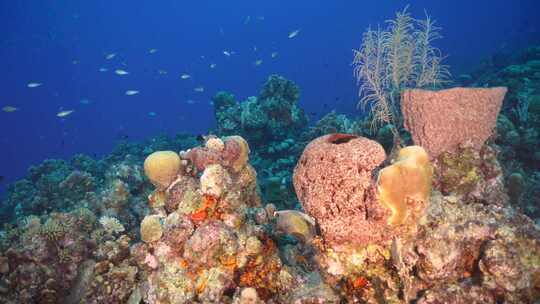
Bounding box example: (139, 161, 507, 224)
(254, 59, 263, 66)
(98, 67, 108, 72)
(194, 86, 204, 93)
(275, 210, 316, 243)
(125, 90, 139, 96)
(115, 69, 129, 75)
(105, 53, 116, 60)
(180, 74, 191, 80)
(209, 63, 216, 69)
(27, 82, 42, 88)
(149, 48, 158, 54)
(223, 50, 231, 56)
(271, 52, 278, 58)
(2, 106, 18, 112)
(288, 29, 300, 39)
(57, 110, 74, 117)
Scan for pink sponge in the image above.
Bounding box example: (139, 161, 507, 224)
(293, 134, 388, 247)
(401, 87, 507, 158)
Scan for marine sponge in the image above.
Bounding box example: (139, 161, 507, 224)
(377, 146, 433, 225)
(293, 134, 388, 246)
(144, 151, 181, 189)
(140, 215, 163, 243)
(402, 87, 506, 158)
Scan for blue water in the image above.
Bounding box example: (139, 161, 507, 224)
(1, 0, 539, 195)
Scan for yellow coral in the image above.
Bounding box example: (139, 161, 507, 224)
(140, 215, 163, 243)
(144, 151, 181, 189)
(377, 146, 432, 225)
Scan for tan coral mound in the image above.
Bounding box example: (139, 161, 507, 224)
(401, 87, 506, 158)
(377, 146, 432, 225)
(144, 151, 181, 189)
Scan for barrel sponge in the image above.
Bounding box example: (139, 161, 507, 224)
(144, 151, 181, 189)
(377, 146, 432, 225)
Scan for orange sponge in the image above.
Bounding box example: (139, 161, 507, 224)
(377, 146, 432, 225)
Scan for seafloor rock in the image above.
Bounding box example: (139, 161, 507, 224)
(402, 87, 507, 158)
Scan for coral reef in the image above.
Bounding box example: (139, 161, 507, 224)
(132, 135, 302, 303)
(213, 75, 307, 147)
(1, 56, 540, 303)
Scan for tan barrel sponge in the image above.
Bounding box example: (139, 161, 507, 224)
(401, 87, 507, 158)
(377, 146, 433, 226)
(144, 151, 181, 189)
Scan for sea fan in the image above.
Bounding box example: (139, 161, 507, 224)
(352, 7, 450, 143)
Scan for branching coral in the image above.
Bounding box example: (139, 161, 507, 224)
(352, 7, 450, 144)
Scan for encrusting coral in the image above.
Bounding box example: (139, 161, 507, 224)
(377, 146, 432, 225)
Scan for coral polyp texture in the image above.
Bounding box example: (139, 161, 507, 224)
(143, 150, 182, 189)
(402, 87, 507, 158)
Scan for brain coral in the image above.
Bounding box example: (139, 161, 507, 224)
(293, 134, 388, 247)
(401, 87, 507, 158)
(144, 151, 181, 189)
